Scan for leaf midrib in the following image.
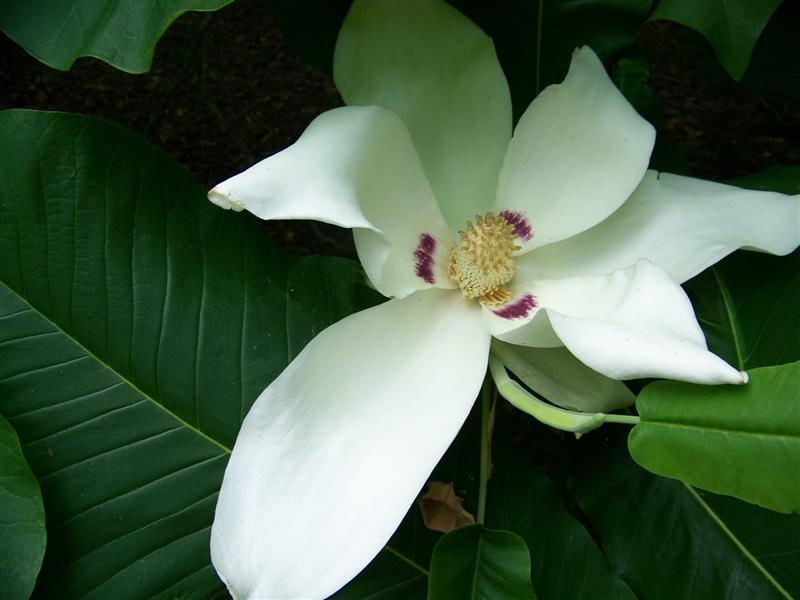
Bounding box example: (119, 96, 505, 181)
(683, 483, 791, 599)
(469, 530, 484, 600)
(638, 420, 799, 441)
(1, 281, 232, 454)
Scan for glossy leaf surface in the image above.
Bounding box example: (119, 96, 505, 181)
(651, 0, 783, 80)
(572, 432, 794, 599)
(428, 525, 535, 600)
(630, 361, 800, 513)
(743, 1, 800, 99)
(0, 109, 382, 597)
(488, 407, 635, 599)
(0, 414, 46, 599)
(0, 0, 232, 73)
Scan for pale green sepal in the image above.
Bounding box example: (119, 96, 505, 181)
(489, 356, 638, 433)
(491, 340, 635, 412)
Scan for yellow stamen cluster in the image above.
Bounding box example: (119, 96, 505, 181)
(449, 213, 520, 307)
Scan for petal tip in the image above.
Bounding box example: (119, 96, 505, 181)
(739, 371, 749, 385)
(208, 188, 244, 212)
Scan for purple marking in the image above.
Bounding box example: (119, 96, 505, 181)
(492, 293, 537, 319)
(500, 210, 533, 241)
(413, 233, 437, 284)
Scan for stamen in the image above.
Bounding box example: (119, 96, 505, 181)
(449, 212, 520, 302)
(481, 287, 512, 307)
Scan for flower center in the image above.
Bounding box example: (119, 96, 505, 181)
(449, 212, 520, 307)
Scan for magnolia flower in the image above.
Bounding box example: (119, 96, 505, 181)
(207, 1, 800, 598)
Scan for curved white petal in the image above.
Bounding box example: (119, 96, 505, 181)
(491, 341, 635, 413)
(486, 261, 742, 384)
(208, 105, 455, 298)
(211, 289, 490, 600)
(495, 46, 655, 252)
(522, 170, 800, 283)
(334, 0, 512, 231)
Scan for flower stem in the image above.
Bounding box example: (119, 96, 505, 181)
(477, 375, 492, 525)
(603, 413, 641, 425)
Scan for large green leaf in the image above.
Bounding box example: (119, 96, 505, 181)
(630, 361, 800, 513)
(0, 414, 46, 599)
(0, 109, 382, 597)
(488, 407, 635, 599)
(571, 431, 794, 599)
(428, 525, 535, 600)
(743, 1, 800, 99)
(0, 0, 232, 73)
(650, 0, 783, 80)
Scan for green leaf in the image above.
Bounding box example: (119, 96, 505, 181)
(650, 0, 783, 80)
(572, 431, 795, 599)
(332, 546, 428, 600)
(0, 109, 382, 597)
(684, 185, 800, 371)
(0, 0, 232, 73)
(428, 525, 536, 600)
(743, 1, 800, 99)
(488, 407, 635, 599)
(0, 414, 46, 599)
(630, 361, 800, 513)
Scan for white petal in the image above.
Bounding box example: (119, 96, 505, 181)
(481, 280, 561, 348)
(208, 105, 455, 298)
(495, 47, 655, 252)
(211, 289, 490, 600)
(491, 341, 635, 412)
(334, 0, 512, 231)
(523, 170, 800, 283)
(487, 261, 743, 384)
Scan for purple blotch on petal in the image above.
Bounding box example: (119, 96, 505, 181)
(414, 233, 437, 284)
(492, 293, 537, 319)
(500, 210, 533, 241)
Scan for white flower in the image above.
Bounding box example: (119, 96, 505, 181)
(206, 1, 800, 598)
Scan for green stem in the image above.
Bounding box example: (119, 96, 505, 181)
(477, 375, 492, 525)
(603, 414, 641, 425)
